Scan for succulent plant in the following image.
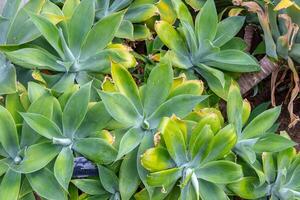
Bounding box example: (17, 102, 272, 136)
(1, 0, 136, 93)
(155, 0, 260, 99)
(229, 133, 300, 200)
(140, 115, 243, 199)
(95, 0, 158, 40)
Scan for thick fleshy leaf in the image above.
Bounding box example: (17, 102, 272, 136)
(228, 177, 267, 199)
(195, 0, 218, 43)
(242, 106, 281, 139)
(62, 82, 91, 138)
(189, 125, 214, 159)
(0, 58, 16, 95)
(27, 168, 67, 200)
(98, 165, 119, 194)
(5, 48, 66, 71)
(141, 147, 175, 172)
(0, 169, 21, 200)
(155, 20, 188, 55)
(68, 0, 95, 56)
(262, 152, 276, 184)
(204, 50, 260, 72)
(111, 62, 142, 113)
(213, 16, 245, 47)
(116, 127, 144, 160)
(227, 82, 243, 135)
(27, 82, 48, 103)
(161, 118, 188, 166)
(71, 179, 106, 195)
(98, 91, 142, 126)
(80, 11, 124, 59)
(0, 105, 19, 158)
(62, 0, 80, 18)
(27, 12, 64, 57)
(75, 102, 111, 138)
(143, 58, 173, 116)
(171, 0, 194, 26)
(119, 150, 140, 200)
(20, 94, 54, 147)
(196, 160, 243, 184)
(11, 142, 61, 173)
(203, 124, 237, 162)
(168, 80, 204, 99)
(148, 95, 208, 127)
(198, 179, 229, 200)
(147, 168, 182, 187)
(21, 113, 62, 140)
(253, 134, 296, 153)
(125, 4, 157, 23)
(73, 138, 117, 164)
(195, 64, 229, 100)
(54, 147, 74, 191)
(137, 133, 155, 195)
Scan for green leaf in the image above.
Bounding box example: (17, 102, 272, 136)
(71, 179, 106, 195)
(27, 168, 67, 200)
(242, 106, 281, 139)
(189, 125, 214, 159)
(262, 152, 276, 183)
(0, 105, 19, 158)
(111, 62, 142, 113)
(203, 124, 237, 162)
(227, 82, 243, 134)
(155, 20, 188, 55)
(228, 177, 267, 199)
(0, 169, 21, 200)
(20, 94, 54, 147)
(68, 0, 95, 56)
(27, 82, 48, 103)
(21, 113, 62, 140)
(119, 150, 140, 200)
(27, 12, 64, 57)
(204, 50, 260, 72)
(141, 147, 175, 172)
(143, 58, 173, 116)
(147, 167, 182, 187)
(11, 142, 61, 173)
(5, 48, 66, 71)
(171, 0, 194, 26)
(213, 16, 245, 47)
(73, 138, 117, 164)
(75, 102, 111, 138)
(98, 91, 142, 126)
(195, 64, 228, 99)
(0, 58, 16, 95)
(253, 134, 296, 153)
(63, 82, 91, 138)
(62, 0, 80, 19)
(98, 165, 119, 194)
(54, 147, 74, 192)
(195, 0, 218, 43)
(196, 160, 243, 184)
(80, 11, 124, 59)
(5, 92, 28, 125)
(116, 127, 144, 160)
(0, 0, 21, 43)
(148, 95, 208, 127)
(198, 179, 228, 200)
(161, 118, 187, 166)
(125, 4, 157, 23)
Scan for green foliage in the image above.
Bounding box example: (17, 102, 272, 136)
(0, 0, 299, 200)
(155, 0, 260, 99)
